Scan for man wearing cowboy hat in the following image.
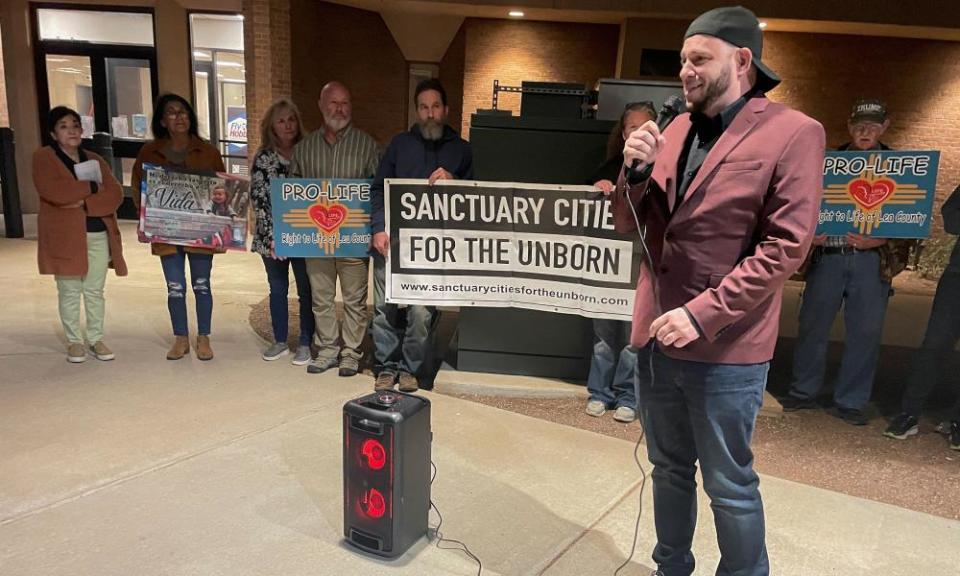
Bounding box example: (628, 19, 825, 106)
(612, 6, 825, 575)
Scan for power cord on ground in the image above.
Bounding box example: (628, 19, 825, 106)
(430, 460, 483, 576)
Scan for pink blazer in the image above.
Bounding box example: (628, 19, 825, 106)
(613, 96, 826, 364)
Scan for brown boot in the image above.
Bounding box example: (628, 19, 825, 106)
(398, 372, 419, 392)
(375, 372, 396, 391)
(196, 335, 214, 361)
(166, 336, 190, 360)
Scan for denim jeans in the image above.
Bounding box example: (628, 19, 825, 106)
(262, 256, 314, 346)
(160, 248, 213, 336)
(638, 346, 769, 576)
(587, 318, 637, 409)
(372, 254, 438, 376)
(902, 265, 960, 421)
(789, 250, 890, 411)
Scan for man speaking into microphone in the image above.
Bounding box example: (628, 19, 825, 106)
(611, 6, 825, 576)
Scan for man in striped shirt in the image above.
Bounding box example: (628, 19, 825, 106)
(291, 81, 379, 377)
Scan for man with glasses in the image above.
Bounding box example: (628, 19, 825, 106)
(782, 98, 912, 425)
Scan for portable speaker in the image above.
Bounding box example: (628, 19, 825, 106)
(343, 390, 431, 558)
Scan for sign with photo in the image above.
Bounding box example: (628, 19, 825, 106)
(817, 150, 940, 238)
(271, 178, 373, 258)
(385, 179, 640, 321)
(138, 164, 250, 251)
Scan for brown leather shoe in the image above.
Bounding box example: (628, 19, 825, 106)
(166, 336, 190, 360)
(196, 335, 214, 361)
(375, 372, 396, 391)
(398, 372, 419, 392)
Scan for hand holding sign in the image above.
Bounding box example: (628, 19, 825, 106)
(845, 232, 887, 250)
(372, 231, 390, 258)
(428, 168, 453, 185)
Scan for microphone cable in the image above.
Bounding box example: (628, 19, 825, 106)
(611, 175, 661, 576)
(430, 460, 483, 575)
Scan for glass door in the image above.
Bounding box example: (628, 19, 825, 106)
(33, 5, 158, 217)
(217, 51, 247, 176)
(44, 55, 95, 136)
(189, 14, 246, 176)
(106, 58, 153, 187)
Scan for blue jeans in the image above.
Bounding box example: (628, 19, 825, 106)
(638, 346, 769, 576)
(587, 319, 637, 408)
(262, 256, 314, 346)
(902, 265, 960, 421)
(372, 254, 438, 376)
(790, 250, 890, 411)
(160, 248, 214, 336)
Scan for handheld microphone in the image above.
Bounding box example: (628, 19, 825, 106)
(626, 94, 686, 184)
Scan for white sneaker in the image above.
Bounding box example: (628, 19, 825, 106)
(585, 399, 606, 417)
(262, 342, 290, 361)
(291, 345, 311, 366)
(613, 406, 637, 423)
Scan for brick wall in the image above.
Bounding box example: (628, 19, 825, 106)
(764, 31, 960, 234)
(288, 0, 407, 148)
(459, 18, 620, 138)
(243, 0, 291, 155)
(438, 24, 466, 136)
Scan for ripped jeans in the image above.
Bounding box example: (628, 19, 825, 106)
(160, 248, 214, 336)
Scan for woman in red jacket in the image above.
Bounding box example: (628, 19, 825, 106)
(34, 106, 127, 363)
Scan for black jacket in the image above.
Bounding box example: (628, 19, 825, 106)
(370, 124, 473, 233)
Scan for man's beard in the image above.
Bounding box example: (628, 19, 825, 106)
(323, 113, 349, 133)
(687, 66, 731, 115)
(419, 118, 445, 141)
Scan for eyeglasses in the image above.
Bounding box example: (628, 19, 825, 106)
(165, 109, 189, 118)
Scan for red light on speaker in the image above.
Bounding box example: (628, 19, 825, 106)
(361, 438, 386, 470)
(363, 488, 386, 519)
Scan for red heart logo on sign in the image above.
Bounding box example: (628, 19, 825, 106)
(308, 203, 348, 233)
(848, 178, 896, 210)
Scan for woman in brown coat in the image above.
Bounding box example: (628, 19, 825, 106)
(131, 93, 225, 361)
(34, 106, 127, 363)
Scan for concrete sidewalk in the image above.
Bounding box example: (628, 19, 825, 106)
(1, 222, 958, 575)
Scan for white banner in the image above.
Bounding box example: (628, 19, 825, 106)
(385, 179, 640, 321)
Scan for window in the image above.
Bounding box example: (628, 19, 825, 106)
(32, 5, 158, 212)
(37, 9, 154, 46)
(44, 55, 94, 136)
(190, 14, 246, 176)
